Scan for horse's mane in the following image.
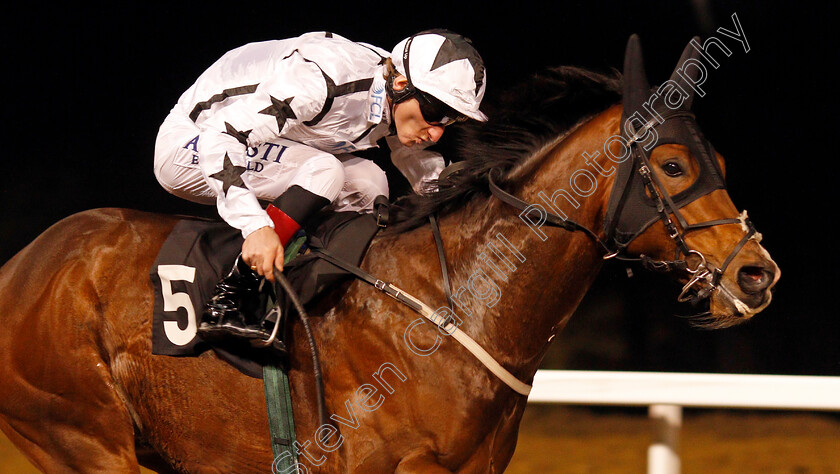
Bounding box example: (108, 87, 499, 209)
(387, 65, 623, 233)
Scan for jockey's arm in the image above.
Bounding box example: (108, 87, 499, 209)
(195, 71, 322, 280)
(195, 126, 284, 279)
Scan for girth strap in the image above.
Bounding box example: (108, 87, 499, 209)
(262, 236, 309, 471)
(263, 363, 297, 470)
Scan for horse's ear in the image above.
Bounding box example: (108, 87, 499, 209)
(668, 37, 702, 109)
(622, 34, 650, 116)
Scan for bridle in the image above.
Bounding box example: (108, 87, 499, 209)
(613, 110, 758, 303)
(328, 35, 765, 397)
(478, 32, 770, 308)
(485, 108, 759, 306)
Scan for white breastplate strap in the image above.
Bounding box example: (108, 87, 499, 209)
(386, 284, 533, 396)
(309, 248, 532, 396)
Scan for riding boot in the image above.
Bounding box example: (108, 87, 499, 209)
(198, 254, 269, 341)
(198, 185, 330, 349)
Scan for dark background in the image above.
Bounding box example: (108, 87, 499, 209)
(2, 2, 836, 376)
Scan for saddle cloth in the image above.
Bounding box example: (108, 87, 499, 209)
(149, 211, 380, 377)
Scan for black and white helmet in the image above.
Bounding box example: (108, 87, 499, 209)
(390, 29, 488, 122)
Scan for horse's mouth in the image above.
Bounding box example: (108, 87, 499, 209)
(677, 278, 775, 329)
(693, 281, 774, 329)
(674, 245, 780, 328)
(718, 282, 773, 316)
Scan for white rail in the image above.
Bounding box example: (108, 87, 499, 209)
(527, 370, 840, 474)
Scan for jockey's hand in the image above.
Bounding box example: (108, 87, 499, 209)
(242, 226, 284, 281)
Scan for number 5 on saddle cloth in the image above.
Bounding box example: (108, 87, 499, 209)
(149, 210, 382, 378)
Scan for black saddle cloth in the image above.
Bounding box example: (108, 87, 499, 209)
(149, 211, 380, 377)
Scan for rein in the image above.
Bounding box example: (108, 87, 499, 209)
(355, 106, 759, 397)
(620, 111, 759, 304)
(487, 169, 613, 254)
(310, 246, 533, 396)
(293, 112, 758, 398)
(483, 110, 759, 306)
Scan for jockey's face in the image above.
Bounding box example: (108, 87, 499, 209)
(391, 75, 445, 147)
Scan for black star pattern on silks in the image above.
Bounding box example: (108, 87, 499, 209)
(209, 153, 247, 195)
(430, 33, 486, 95)
(259, 95, 297, 132)
(224, 122, 252, 146)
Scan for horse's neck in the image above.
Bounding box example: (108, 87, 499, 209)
(441, 105, 621, 378)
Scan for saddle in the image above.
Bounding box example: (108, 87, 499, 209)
(149, 209, 382, 378)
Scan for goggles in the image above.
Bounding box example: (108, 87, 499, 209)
(415, 90, 468, 127)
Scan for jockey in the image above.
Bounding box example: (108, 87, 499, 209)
(153, 29, 487, 341)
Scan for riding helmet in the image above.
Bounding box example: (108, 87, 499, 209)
(389, 29, 488, 122)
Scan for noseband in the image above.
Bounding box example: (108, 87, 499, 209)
(486, 108, 759, 306)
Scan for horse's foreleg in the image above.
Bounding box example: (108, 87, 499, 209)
(0, 275, 141, 472)
(394, 451, 453, 473)
(0, 414, 139, 474)
(0, 353, 141, 474)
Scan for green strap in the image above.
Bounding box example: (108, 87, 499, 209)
(264, 363, 297, 470)
(263, 234, 307, 471)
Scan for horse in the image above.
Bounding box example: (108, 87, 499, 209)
(0, 36, 779, 473)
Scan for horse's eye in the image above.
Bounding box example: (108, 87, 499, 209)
(662, 160, 683, 177)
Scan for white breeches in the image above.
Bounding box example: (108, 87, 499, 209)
(153, 112, 389, 213)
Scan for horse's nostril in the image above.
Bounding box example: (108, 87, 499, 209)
(737, 265, 773, 294)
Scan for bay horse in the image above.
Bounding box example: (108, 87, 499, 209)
(0, 36, 778, 473)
